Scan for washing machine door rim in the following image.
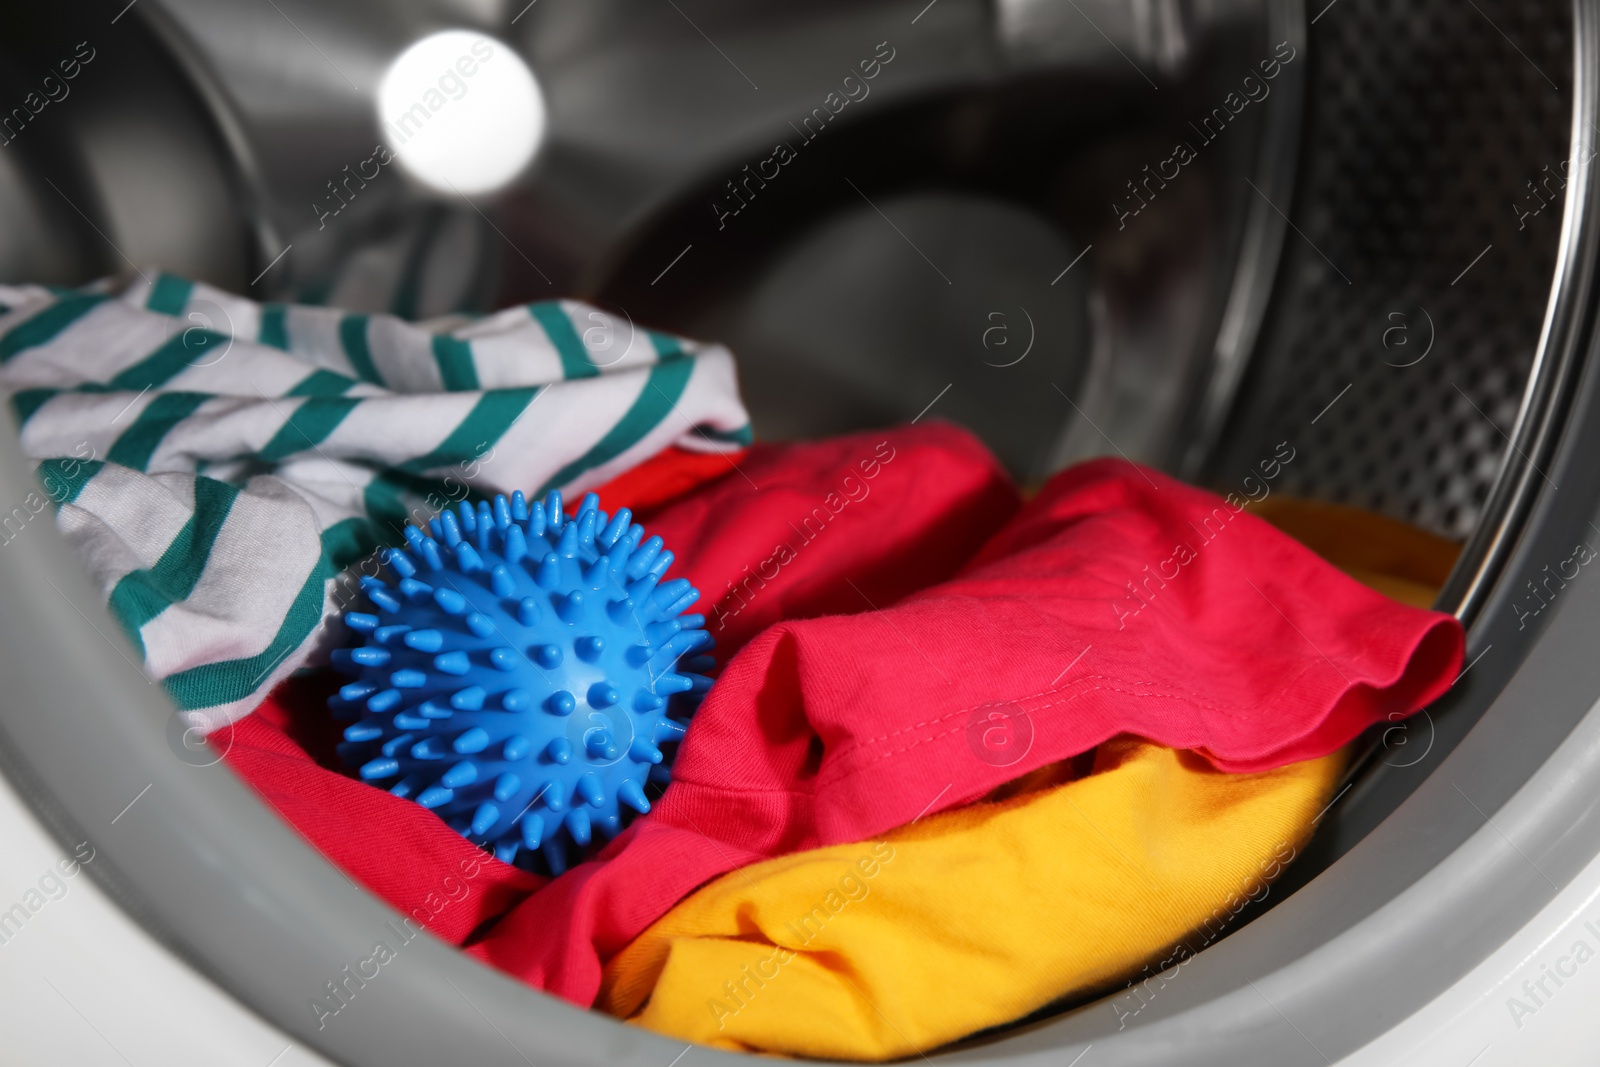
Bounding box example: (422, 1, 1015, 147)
(3, 2, 1600, 1066)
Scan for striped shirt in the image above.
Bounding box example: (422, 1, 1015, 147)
(0, 273, 751, 730)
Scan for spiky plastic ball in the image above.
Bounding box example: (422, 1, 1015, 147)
(328, 489, 712, 876)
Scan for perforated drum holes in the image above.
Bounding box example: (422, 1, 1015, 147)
(1212, 0, 1571, 541)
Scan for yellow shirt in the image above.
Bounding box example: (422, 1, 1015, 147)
(601, 737, 1342, 1059)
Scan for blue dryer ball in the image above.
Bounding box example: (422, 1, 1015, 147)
(327, 489, 714, 876)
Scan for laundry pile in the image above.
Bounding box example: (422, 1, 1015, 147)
(0, 279, 1464, 1059)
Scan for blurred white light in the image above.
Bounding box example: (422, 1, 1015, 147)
(376, 30, 544, 196)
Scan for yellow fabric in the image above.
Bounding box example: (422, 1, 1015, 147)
(600, 740, 1343, 1060)
(1247, 496, 1461, 610)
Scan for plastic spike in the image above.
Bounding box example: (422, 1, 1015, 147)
(632, 689, 665, 712)
(417, 785, 453, 809)
(391, 669, 426, 689)
(649, 578, 691, 612)
(494, 841, 520, 865)
(441, 762, 478, 788)
(403, 525, 427, 551)
(585, 730, 619, 761)
(655, 673, 694, 695)
(544, 737, 573, 764)
(455, 542, 485, 573)
(587, 682, 619, 708)
(585, 555, 610, 589)
(402, 628, 443, 652)
(393, 712, 430, 731)
(629, 738, 663, 764)
(527, 500, 546, 538)
(543, 838, 568, 876)
(535, 553, 562, 590)
(648, 763, 672, 786)
(544, 491, 563, 529)
(359, 757, 400, 780)
(344, 722, 382, 743)
(366, 688, 403, 713)
(557, 521, 581, 558)
(575, 508, 598, 549)
(503, 523, 528, 566)
(470, 802, 500, 836)
(543, 780, 568, 812)
(658, 584, 700, 619)
(373, 624, 410, 646)
(489, 648, 518, 672)
(645, 619, 687, 645)
(386, 550, 417, 579)
(646, 551, 675, 583)
(427, 517, 446, 541)
(575, 772, 605, 807)
(493, 772, 521, 801)
(626, 572, 661, 605)
(618, 779, 651, 815)
(457, 500, 476, 533)
(649, 630, 712, 671)
(367, 586, 402, 614)
(575, 635, 604, 662)
(398, 578, 433, 603)
(439, 509, 463, 545)
(464, 612, 496, 638)
(520, 815, 543, 850)
(418, 538, 444, 571)
(625, 644, 651, 668)
(339, 681, 377, 703)
(453, 727, 491, 754)
(502, 735, 531, 760)
(490, 565, 517, 598)
(565, 809, 592, 848)
(510, 490, 528, 522)
(502, 688, 532, 712)
(434, 651, 470, 676)
(614, 525, 645, 559)
(433, 588, 468, 615)
(545, 691, 576, 716)
(418, 701, 453, 720)
(607, 598, 636, 625)
(343, 611, 379, 633)
(578, 492, 600, 516)
(598, 508, 632, 550)
(534, 644, 562, 669)
(557, 590, 585, 623)
(408, 736, 446, 760)
(516, 598, 541, 626)
(450, 686, 486, 711)
(626, 536, 664, 579)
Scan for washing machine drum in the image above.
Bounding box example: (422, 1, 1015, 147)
(2, 0, 1599, 1063)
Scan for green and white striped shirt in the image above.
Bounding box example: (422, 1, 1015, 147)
(0, 273, 751, 730)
